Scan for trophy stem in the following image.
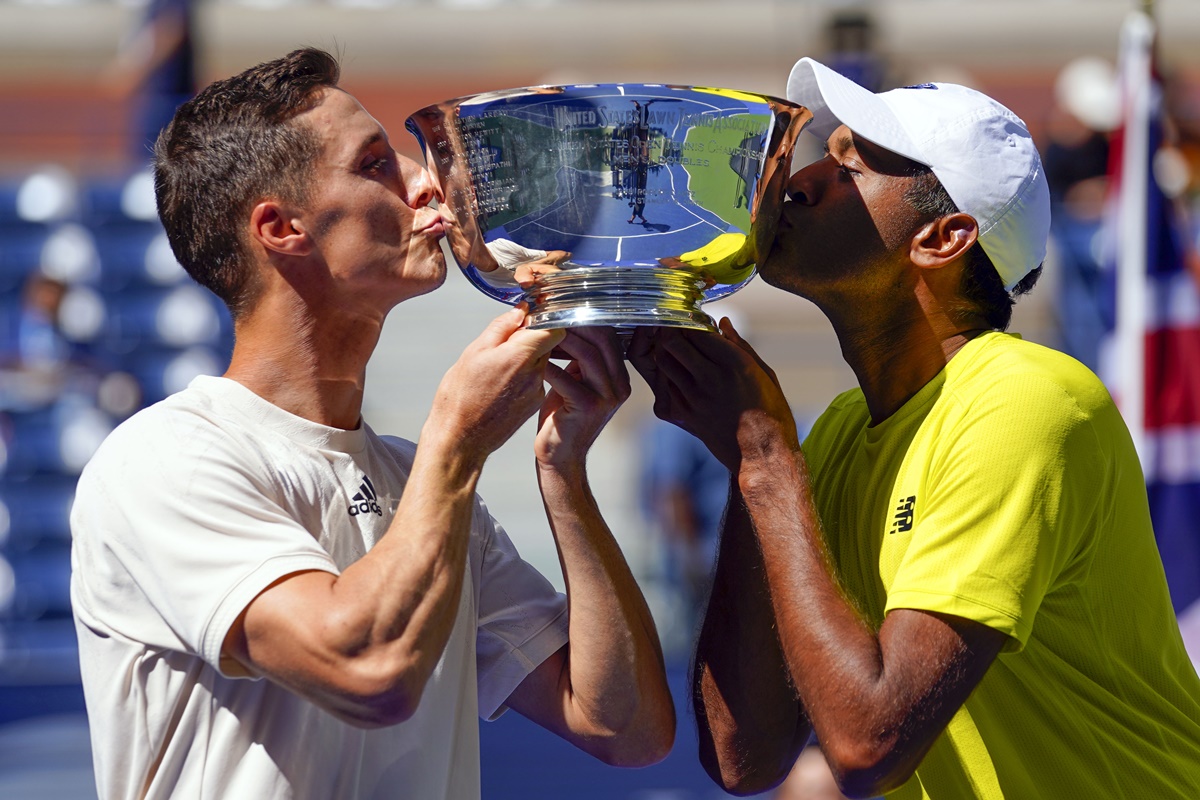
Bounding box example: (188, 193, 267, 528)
(522, 266, 715, 331)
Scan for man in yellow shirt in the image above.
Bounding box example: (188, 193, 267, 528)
(630, 57, 1200, 798)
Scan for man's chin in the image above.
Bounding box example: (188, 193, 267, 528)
(757, 247, 785, 289)
(756, 248, 806, 297)
(421, 263, 449, 296)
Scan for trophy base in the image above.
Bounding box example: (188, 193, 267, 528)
(523, 266, 715, 332)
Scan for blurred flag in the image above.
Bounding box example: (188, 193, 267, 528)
(1103, 10, 1200, 658)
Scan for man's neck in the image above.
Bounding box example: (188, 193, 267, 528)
(825, 296, 990, 425)
(223, 294, 385, 430)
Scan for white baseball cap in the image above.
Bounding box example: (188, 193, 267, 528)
(786, 57, 1051, 291)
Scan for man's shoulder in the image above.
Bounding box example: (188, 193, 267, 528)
(951, 332, 1113, 413)
(370, 431, 418, 465)
(81, 378, 254, 485)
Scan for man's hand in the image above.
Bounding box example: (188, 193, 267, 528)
(426, 306, 565, 463)
(535, 326, 630, 468)
(628, 317, 798, 471)
(512, 252, 569, 288)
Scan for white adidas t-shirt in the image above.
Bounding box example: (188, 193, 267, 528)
(70, 376, 569, 800)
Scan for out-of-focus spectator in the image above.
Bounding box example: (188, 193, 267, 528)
(638, 417, 728, 650)
(15, 271, 70, 371)
(1044, 57, 1119, 222)
(823, 10, 885, 93)
(100, 0, 195, 160)
(1044, 57, 1120, 370)
(1, 270, 73, 411)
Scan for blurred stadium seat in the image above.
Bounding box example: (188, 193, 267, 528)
(93, 221, 179, 292)
(0, 166, 231, 739)
(0, 475, 75, 553)
(121, 344, 226, 404)
(0, 223, 53, 294)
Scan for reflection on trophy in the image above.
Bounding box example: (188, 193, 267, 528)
(406, 84, 810, 331)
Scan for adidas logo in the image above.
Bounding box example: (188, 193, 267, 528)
(348, 475, 383, 517)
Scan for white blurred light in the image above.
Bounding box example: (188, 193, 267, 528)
(164, 348, 222, 396)
(1055, 57, 1120, 132)
(39, 223, 100, 284)
(156, 286, 220, 346)
(57, 285, 107, 342)
(59, 407, 113, 473)
(144, 232, 186, 285)
(120, 170, 159, 222)
(0, 556, 14, 616)
(97, 371, 142, 418)
(16, 166, 78, 222)
(330, 0, 399, 7)
(1153, 146, 1191, 199)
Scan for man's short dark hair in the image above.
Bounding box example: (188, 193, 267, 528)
(153, 48, 341, 319)
(904, 168, 1041, 332)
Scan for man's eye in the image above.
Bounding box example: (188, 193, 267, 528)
(363, 157, 388, 174)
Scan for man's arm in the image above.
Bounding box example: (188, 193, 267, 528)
(692, 485, 811, 793)
(503, 327, 676, 767)
(223, 308, 564, 728)
(630, 322, 1007, 797)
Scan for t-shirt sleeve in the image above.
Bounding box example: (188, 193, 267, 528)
(884, 373, 1103, 650)
(72, 410, 339, 676)
(470, 499, 568, 721)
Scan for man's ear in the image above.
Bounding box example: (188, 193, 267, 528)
(249, 201, 312, 257)
(911, 212, 978, 271)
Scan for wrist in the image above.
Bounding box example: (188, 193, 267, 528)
(736, 424, 804, 497)
(735, 412, 799, 466)
(417, 421, 487, 486)
(535, 456, 588, 488)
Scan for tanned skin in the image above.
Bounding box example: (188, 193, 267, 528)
(629, 126, 1009, 797)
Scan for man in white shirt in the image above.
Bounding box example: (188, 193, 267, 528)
(70, 47, 675, 800)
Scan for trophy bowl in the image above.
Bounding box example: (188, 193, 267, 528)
(406, 84, 810, 331)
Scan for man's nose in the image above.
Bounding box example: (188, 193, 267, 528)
(784, 162, 821, 206)
(399, 155, 443, 207)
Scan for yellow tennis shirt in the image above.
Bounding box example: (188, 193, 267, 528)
(801, 332, 1200, 798)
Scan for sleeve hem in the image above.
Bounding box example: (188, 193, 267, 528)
(200, 553, 341, 675)
(478, 604, 570, 721)
(885, 589, 1031, 651)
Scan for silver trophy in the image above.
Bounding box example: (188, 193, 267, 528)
(406, 84, 810, 331)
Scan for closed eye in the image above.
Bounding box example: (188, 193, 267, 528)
(362, 156, 389, 175)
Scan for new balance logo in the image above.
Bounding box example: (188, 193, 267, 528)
(348, 475, 383, 517)
(890, 495, 916, 534)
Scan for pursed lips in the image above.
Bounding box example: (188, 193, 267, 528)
(414, 208, 448, 237)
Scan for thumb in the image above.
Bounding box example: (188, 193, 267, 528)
(507, 325, 567, 360)
(719, 316, 756, 354)
(719, 316, 780, 384)
(476, 305, 529, 348)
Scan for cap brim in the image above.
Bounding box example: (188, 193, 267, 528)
(786, 57, 927, 166)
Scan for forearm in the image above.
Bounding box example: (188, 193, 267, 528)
(536, 460, 675, 764)
(693, 479, 810, 794)
(737, 441, 912, 790)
